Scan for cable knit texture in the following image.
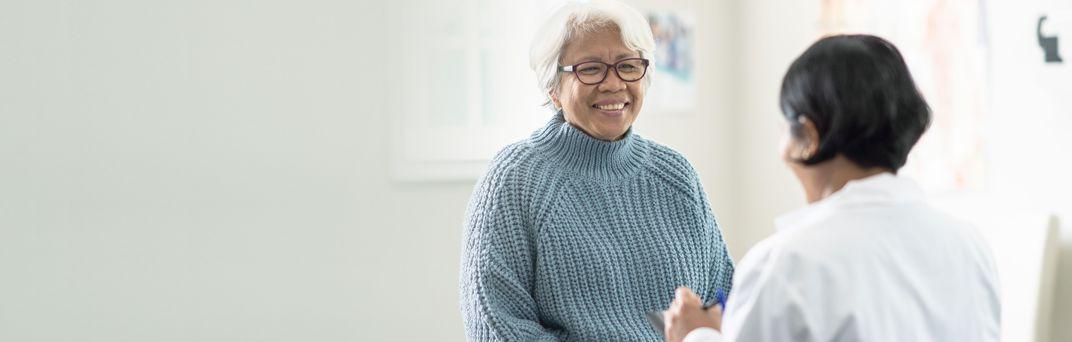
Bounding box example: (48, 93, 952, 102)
(460, 113, 735, 341)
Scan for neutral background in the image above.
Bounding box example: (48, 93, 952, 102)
(1, 0, 1069, 341)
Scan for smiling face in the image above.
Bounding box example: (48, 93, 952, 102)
(551, 27, 647, 141)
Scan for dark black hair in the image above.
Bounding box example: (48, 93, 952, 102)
(779, 34, 931, 172)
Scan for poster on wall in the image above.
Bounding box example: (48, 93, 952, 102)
(816, 0, 992, 192)
(391, 0, 555, 182)
(815, 0, 1072, 196)
(643, 11, 697, 114)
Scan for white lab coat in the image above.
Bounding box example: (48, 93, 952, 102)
(685, 173, 1000, 342)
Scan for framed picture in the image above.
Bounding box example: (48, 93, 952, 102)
(391, 0, 557, 182)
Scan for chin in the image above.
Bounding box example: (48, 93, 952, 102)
(600, 115, 633, 129)
(597, 126, 629, 140)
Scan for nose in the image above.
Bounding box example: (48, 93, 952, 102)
(598, 68, 627, 92)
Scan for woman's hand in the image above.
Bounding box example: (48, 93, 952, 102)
(664, 287, 723, 342)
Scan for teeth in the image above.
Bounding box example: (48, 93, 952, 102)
(596, 103, 626, 110)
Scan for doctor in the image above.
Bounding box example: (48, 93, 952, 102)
(663, 34, 1001, 342)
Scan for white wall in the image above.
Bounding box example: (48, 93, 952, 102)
(3, 1, 1066, 341)
(0, 0, 471, 340)
(730, 1, 814, 257)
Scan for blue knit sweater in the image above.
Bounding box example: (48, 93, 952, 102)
(460, 113, 734, 341)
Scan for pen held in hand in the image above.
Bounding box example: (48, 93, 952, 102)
(646, 288, 727, 335)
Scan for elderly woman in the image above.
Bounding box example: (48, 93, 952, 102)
(459, 1, 734, 340)
(663, 35, 1000, 342)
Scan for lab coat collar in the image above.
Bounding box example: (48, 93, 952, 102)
(774, 172, 925, 233)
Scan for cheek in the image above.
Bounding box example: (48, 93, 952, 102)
(631, 85, 647, 107)
(780, 136, 805, 174)
(779, 132, 792, 161)
(564, 85, 590, 110)
(554, 80, 573, 107)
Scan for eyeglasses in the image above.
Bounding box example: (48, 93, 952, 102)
(558, 58, 650, 85)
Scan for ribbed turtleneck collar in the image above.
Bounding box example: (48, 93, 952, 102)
(529, 112, 648, 182)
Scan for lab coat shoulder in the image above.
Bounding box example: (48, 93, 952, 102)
(722, 227, 833, 342)
(737, 214, 852, 284)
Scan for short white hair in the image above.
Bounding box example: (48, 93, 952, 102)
(529, 0, 656, 107)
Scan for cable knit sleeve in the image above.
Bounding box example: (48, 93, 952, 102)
(690, 163, 735, 299)
(459, 148, 558, 341)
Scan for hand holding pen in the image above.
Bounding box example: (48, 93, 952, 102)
(663, 287, 725, 342)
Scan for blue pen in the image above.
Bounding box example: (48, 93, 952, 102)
(645, 288, 728, 335)
(707, 288, 726, 310)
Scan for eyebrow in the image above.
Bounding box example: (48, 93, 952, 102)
(573, 52, 641, 63)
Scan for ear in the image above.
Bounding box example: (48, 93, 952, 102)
(549, 90, 562, 110)
(798, 116, 820, 159)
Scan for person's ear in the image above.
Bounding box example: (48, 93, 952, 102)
(549, 90, 562, 110)
(798, 116, 820, 159)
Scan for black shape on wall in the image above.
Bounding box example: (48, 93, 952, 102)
(1038, 16, 1064, 63)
